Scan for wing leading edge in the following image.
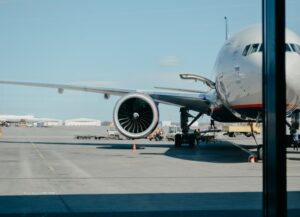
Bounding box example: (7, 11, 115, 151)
(0, 80, 212, 114)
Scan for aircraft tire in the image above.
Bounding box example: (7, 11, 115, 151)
(175, 134, 182, 147)
(245, 132, 252, 137)
(257, 145, 263, 160)
(188, 134, 195, 148)
(229, 132, 235, 137)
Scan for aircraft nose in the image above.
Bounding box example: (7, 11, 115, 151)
(286, 54, 300, 109)
(286, 54, 300, 86)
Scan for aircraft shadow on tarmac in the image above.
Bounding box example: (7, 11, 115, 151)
(162, 141, 252, 163)
(0, 140, 172, 148)
(0, 140, 252, 163)
(96, 141, 252, 163)
(95, 140, 255, 163)
(0, 191, 299, 217)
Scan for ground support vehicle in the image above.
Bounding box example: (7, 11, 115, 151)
(164, 126, 181, 141)
(222, 124, 261, 137)
(75, 126, 122, 140)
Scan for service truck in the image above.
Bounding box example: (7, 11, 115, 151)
(223, 123, 261, 137)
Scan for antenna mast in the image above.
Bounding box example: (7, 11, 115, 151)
(224, 16, 228, 40)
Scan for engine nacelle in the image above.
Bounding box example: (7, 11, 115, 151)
(113, 93, 159, 139)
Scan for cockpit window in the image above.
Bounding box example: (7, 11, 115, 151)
(290, 43, 300, 54)
(243, 43, 300, 56)
(242, 44, 250, 56)
(251, 43, 260, 53)
(242, 43, 260, 56)
(286, 44, 292, 52)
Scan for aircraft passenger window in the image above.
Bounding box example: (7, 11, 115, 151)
(242, 44, 250, 56)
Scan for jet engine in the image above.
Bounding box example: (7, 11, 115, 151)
(113, 93, 159, 139)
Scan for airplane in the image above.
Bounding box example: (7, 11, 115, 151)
(0, 24, 300, 157)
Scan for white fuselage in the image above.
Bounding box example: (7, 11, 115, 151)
(212, 25, 300, 121)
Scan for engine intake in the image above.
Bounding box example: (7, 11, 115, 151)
(113, 93, 159, 139)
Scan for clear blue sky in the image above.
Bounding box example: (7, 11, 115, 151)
(0, 0, 299, 121)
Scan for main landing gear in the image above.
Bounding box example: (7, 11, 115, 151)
(174, 107, 203, 148)
(243, 122, 263, 161)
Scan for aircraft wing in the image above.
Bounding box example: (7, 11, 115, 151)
(146, 91, 210, 112)
(0, 80, 212, 113)
(0, 80, 134, 96)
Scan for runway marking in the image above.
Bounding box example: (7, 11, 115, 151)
(30, 141, 55, 172)
(23, 136, 74, 213)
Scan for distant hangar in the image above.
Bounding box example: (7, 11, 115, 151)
(64, 118, 101, 126)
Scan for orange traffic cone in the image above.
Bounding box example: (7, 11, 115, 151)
(132, 143, 136, 152)
(248, 155, 257, 163)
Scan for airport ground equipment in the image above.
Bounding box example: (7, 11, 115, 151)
(222, 123, 261, 137)
(165, 125, 181, 141)
(75, 126, 123, 140)
(75, 134, 123, 140)
(200, 131, 216, 143)
(75, 135, 105, 140)
(107, 126, 121, 140)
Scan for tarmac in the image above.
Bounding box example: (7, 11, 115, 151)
(0, 126, 299, 216)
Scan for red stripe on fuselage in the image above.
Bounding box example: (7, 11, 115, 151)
(231, 104, 262, 109)
(231, 104, 297, 109)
